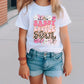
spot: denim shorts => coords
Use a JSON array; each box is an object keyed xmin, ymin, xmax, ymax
[{"xmin": 26, "ymin": 48, "xmax": 64, "ymax": 78}]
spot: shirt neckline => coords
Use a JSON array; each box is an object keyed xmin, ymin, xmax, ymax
[{"xmin": 32, "ymin": 1, "xmax": 51, "ymax": 10}]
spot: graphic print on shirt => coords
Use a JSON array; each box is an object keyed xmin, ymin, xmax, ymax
[{"xmin": 33, "ymin": 14, "xmax": 57, "ymax": 45}]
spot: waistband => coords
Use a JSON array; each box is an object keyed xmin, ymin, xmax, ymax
[{"xmin": 27, "ymin": 48, "xmax": 63, "ymax": 57}]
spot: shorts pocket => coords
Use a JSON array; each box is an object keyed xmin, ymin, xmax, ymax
[
  {"xmin": 52, "ymin": 52, "xmax": 63, "ymax": 62},
  {"xmin": 26, "ymin": 52, "xmax": 34, "ymax": 61}
]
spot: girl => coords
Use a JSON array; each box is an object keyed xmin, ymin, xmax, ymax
[{"xmin": 15, "ymin": 0, "xmax": 72, "ymax": 84}]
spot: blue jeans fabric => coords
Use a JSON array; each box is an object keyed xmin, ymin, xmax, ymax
[{"xmin": 26, "ymin": 48, "xmax": 64, "ymax": 78}]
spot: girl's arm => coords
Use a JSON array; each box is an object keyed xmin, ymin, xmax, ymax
[
  {"xmin": 60, "ymin": 25, "xmax": 71, "ymax": 61},
  {"xmin": 18, "ymin": 28, "xmax": 30, "ymax": 80},
  {"xmin": 60, "ymin": 25, "xmax": 72, "ymax": 76},
  {"xmin": 18, "ymin": 28, "xmax": 28, "ymax": 65}
]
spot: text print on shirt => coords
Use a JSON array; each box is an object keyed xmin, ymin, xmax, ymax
[{"xmin": 33, "ymin": 14, "xmax": 57, "ymax": 45}]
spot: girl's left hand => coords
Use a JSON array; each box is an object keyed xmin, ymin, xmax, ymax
[{"xmin": 63, "ymin": 60, "xmax": 72, "ymax": 76}]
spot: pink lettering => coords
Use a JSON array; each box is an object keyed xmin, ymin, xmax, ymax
[
  {"xmin": 47, "ymin": 20, "xmax": 51, "ymax": 25},
  {"xmin": 34, "ymin": 20, "xmax": 38, "ymax": 26},
  {"xmin": 52, "ymin": 20, "xmax": 56, "ymax": 26}
]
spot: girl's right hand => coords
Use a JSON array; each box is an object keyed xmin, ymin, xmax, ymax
[{"xmin": 19, "ymin": 64, "xmax": 30, "ymax": 80}]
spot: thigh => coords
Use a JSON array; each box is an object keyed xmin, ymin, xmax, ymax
[
  {"xmin": 29, "ymin": 73, "xmax": 44, "ymax": 84},
  {"xmin": 44, "ymin": 52, "xmax": 63, "ymax": 84},
  {"xmin": 44, "ymin": 52, "xmax": 64, "ymax": 78},
  {"xmin": 26, "ymin": 51, "xmax": 43, "ymax": 76},
  {"xmin": 45, "ymin": 75, "xmax": 62, "ymax": 84}
]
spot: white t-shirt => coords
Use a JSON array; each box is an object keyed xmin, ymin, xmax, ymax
[{"xmin": 15, "ymin": 1, "xmax": 71, "ymax": 53}]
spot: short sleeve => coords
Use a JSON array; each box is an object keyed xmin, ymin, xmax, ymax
[
  {"xmin": 59, "ymin": 4, "xmax": 72, "ymax": 28},
  {"xmin": 15, "ymin": 6, "xmax": 29, "ymax": 30}
]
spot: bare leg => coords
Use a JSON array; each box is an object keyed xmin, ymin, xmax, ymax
[
  {"xmin": 29, "ymin": 74, "xmax": 44, "ymax": 84},
  {"xmin": 45, "ymin": 75, "xmax": 62, "ymax": 84}
]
